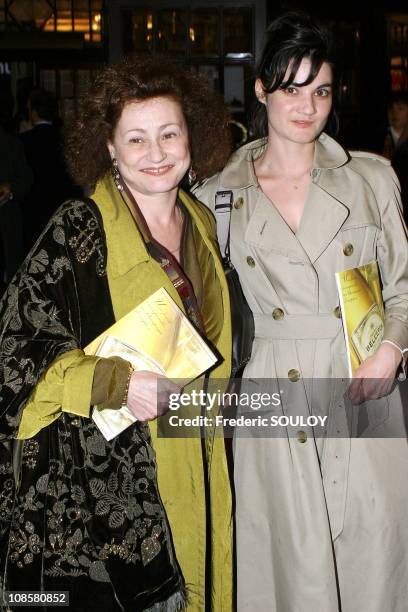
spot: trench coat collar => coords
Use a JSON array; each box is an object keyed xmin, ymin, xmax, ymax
[
  {"xmin": 233, "ymin": 134, "xmax": 351, "ymax": 264},
  {"xmin": 218, "ymin": 132, "xmax": 349, "ymax": 190},
  {"xmin": 295, "ymin": 183, "xmax": 350, "ymax": 263},
  {"xmin": 299, "ymin": 135, "xmax": 351, "ymax": 263},
  {"xmin": 92, "ymin": 174, "xmax": 213, "ymax": 278},
  {"xmin": 313, "ymin": 132, "xmax": 349, "ymax": 170}
]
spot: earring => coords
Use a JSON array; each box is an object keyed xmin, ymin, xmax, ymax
[
  {"xmin": 188, "ymin": 166, "xmax": 197, "ymax": 185},
  {"xmin": 111, "ymin": 158, "xmax": 123, "ymax": 191}
]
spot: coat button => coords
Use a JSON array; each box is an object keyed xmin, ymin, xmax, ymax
[
  {"xmin": 272, "ymin": 308, "xmax": 284, "ymax": 320},
  {"xmin": 288, "ymin": 369, "xmax": 300, "ymax": 382},
  {"xmin": 296, "ymin": 430, "xmax": 307, "ymax": 443},
  {"xmin": 234, "ymin": 197, "xmax": 244, "ymax": 209},
  {"xmin": 334, "ymin": 305, "xmax": 342, "ymax": 319},
  {"xmin": 246, "ymin": 256, "xmax": 255, "ymax": 267},
  {"xmin": 343, "ymin": 243, "xmax": 354, "ymax": 256},
  {"xmin": 311, "ymin": 169, "xmax": 319, "ymax": 179}
]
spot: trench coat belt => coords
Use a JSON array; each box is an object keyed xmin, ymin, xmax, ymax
[{"xmin": 254, "ymin": 313, "xmax": 342, "ymax": 340}]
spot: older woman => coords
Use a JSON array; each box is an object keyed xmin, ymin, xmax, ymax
[{"xmin": 0, "ymin": 57, "xmax": 233, "ymax": 611}]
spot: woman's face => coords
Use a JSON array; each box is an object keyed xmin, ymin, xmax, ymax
[
  {"xmin": 256, "ymin": 58, "xmax": 333, "ymax": 145},
  {"xmin": 107, "ymin": 96, "xmax": 191, "ymax": 198}
]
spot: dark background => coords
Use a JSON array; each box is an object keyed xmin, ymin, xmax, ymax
[{"xmin": 1, "ymin": 0, "xmax": 408, "ymax": 152}]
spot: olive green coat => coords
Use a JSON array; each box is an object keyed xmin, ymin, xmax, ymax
[{"xmin": 94, "ymin": 178, "xmax": 234, "ymax": 612}]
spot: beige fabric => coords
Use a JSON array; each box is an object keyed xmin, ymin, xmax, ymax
[{"xmin": 194, "ymin": 133, "xmax": 408, "ymax": 612}]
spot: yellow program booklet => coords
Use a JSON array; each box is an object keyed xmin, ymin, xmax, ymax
[
  {"xmin": 84, "ymin": 287, "xmax": 218, "ymax": 440},
  {"xmin": 335, "ymin": 260, "xmax": 385, "ymax": 377}
]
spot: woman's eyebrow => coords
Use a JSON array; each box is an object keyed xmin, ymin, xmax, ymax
[
  {"xmin": 159, "ymin": 122, "xmax": 180, "ymax": 128},
  {"xmin": 291, "ymin": 81, "xmax": 333, "ymax": 88},
  {"xmin": 125, "ymin": 127, "xmax": 145, "ymax": 133},
  {"xmin": 124, "ymin": 123, "xmax": 180, "ymax": 135}
]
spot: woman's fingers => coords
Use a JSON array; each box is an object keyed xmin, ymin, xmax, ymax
[
  {"xmin": 347, "ymin": 344, "xmax": 401, "ymax": 404},
  {"xmin": 348, "ymin": 375, "xmax": 394, "ymax": 405},
  {"xmin": 126, "ymin": 371, "xmax": 181, "ymax": 421}
]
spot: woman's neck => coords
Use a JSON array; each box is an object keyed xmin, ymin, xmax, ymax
[
  {"xmin": 255, "ymin": 136, "xmax": 315, "ymax": 179},
  {"xmin": 128, "ymin": 187, "xmax": 180, "ymax": 228},
  {"xmin": 124, "ymin": 184, "xmax": 184, "ymax": 262}
]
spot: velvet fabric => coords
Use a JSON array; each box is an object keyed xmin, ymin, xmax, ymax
[{"xmin": 0, "ymin": 199, "xmax": 185, "ymax": 611}]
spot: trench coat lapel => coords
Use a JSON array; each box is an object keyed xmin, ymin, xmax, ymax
[
  {"xmin": 244, "ymin": 174, "xmax": 351, "ymax": 266},
  {"xmin": 296, "ymin": 178, "xmax": 350, "ymax": 263},
  {"xmin": 245, "ymin": 190, "xmax": 312, "ymax": 263},
  {"xmin": 220, "ymin": 133, "xmax": 352, "ymax": 265},
  {"xmin": 224, "ymin": 140, "xmax": 312, "ymax": 262},
  {"xmin": 296, "ymin": 134, "xmax": 351, "ymax": 264}
]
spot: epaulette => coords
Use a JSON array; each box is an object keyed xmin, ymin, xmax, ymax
[{"xmin": 349, "ymin": 150, "xmax": 391, "ymax": 165}]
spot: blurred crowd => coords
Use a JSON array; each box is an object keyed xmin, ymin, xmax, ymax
[{"xmin": 0, "ymin": 88, "xmax": 80, "ymax": 293}]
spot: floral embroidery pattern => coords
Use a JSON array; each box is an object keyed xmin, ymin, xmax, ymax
[
  {"xmin": 0, "ymin": 458, "xmax": 14, "ymax": 538},
  {"xmin": 0, "ymin": 200, "xmax": 183, "ymax": 608},
  {"xmin": 9, "ymin": 520, "xmax": 41, "ymax": 569},
  {"xmin": 7, "ymin": 422, "xmax": 170, "ymax": 579},
  {"xmin": 22, "ymin": 440, "xmax": 39, "ymax": 470},
  {"xmin": 68, "ymin": 212, "xmax": 105, "ymax": 276}
]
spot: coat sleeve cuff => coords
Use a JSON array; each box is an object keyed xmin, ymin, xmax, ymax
[
  {"xmin": 383, "ymin": 317, "xmax": 408, "ymax": 355},
  {"xmin": 62, "ymin": 354, "xmax": 101, "ymax": 417},
  {"xmin": 17, "ymin": 349, "xmax": 96, "ymax": 439},
  {"xmin": 92, "ymin": 356, "xmax": 131, "ymax": 409}
]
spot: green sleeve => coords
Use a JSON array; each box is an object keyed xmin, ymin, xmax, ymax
[
  {"xmin": 16, "ymin": 349, "xmax": 100, "ymax": 439},
  {"xmin": 16, "ymin": 351, "xmax": 130, "ymax": 440}
]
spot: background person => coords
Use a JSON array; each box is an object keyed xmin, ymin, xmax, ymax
[
  {"xmin": 0, "ymin": 101, "xmax": 31, "ymax": 291},
  {"xmin": 0, "ymin": 56, "xmax": 233, "ymax": 611},
  {"xmin": 392, "ymin": 122, "xmax": 408, "ymax": 222},
  {"xmin": 195, "ymin": 12, "xmax": 408, "ymax": 612},
  {"xmin": 20, "ymin": 88, "xmax": 80, "ymax": 252},
  {"xmin": 382, "ymin": 92, "xmax": 408, "ymax": 223},
  {"xmin": 382, "ymin": 90, "xmax": 408, "ymax": 159}
]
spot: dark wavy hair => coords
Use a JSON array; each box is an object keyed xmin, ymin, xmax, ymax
[
  {"xmin": 65, "ymin": 56, "xmax": 232, "ymax": 188},
  {"xmin": 251, "ymin": 12, "xmax": 338, "ymax": 138}
]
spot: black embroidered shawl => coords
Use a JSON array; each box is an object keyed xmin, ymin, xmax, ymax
[{"xmin": 0, "ymin": 200, "xmax": 185, "ymax": 611}]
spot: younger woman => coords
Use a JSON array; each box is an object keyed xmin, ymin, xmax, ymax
[{"xmin": 195, "ymin": 12, "xmax": 408, "ymax": 612}]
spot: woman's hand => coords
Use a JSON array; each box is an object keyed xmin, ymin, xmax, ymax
[
  {"xmin": 347, "ymin": 343, "xmax": 402, "ymax": 405},
  {"xmin": 126, "ymin": 370, "xmax": 180, "ymax": 421}
]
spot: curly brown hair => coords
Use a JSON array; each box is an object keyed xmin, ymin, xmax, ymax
[{"xmin": 65, "ymin": 55, "xmax": 232, "ymax": 188}]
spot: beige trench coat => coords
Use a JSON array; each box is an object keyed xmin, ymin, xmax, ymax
[{"xmin": 194, "ymin": 133, "xmax": 408, "ymax": 612}]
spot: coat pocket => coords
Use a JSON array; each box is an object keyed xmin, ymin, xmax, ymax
[{"xmin": 352, "ymin": 396, "xmax": 390, "ymax": 437}]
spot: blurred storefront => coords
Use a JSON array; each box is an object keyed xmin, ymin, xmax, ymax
[
  {"xmin": 0, "ymin": 0, "xmax": 266, "ymax": 130},
  {"xmin": 0, "ymin": 0, "xmax": 106, "ymax": 126},
  {"xmin": 388, "ymin": 13, "xmax": 408, "ymax": 92},
  {"xmin": 1, "ymin": 1, "xmax": 407, "ymax": 150},
  {"xmin": 108, "ymin": 0, "xmax": 266, "ymax": 130}
]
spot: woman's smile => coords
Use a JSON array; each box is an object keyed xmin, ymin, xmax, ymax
[{"xmin": 140, "ymin": 164, "xmax": 175, "ymax": 176}]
